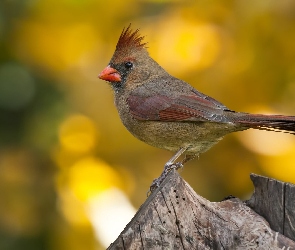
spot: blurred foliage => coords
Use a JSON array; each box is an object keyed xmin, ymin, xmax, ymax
[{"xmin": 1, "ymin": 0, "xmax": 295, "ymax": 249}]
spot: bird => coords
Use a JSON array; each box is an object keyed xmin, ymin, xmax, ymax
[{"xmin": 98, "ymin": 25, "xmax": 295, "ymax": 191}]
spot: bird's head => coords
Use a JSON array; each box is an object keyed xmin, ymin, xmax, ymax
[{"xmin": 98, "ymin": 25, "xmax": 166, "ymax": 92}]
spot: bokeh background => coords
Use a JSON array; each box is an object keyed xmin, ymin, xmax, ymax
[{"xmin": 1, "ymin": 0, "xmax": 295, "ymax": 249}]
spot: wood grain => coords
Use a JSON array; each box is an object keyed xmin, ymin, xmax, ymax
[{"xmin": 107, "ymin": 171, "xmax": 295, "ymax": 249}]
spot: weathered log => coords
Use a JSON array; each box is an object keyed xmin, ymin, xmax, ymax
[
  {"xmin": 246, "ymin": 174, "xmax": 295, "ymax": 241},
  {"xmin": 107, "ymin": 170, "xmax": 295, "ymax": 249}
]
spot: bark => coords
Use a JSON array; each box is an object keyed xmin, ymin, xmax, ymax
[{"xmin": 107, "ymin": 171, "xmax": 295, "ymax": 249}]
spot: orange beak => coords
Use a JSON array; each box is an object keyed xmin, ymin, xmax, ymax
[{"xmin": 98, "ymin": 65, "xmax": 121, "ymax": 82}]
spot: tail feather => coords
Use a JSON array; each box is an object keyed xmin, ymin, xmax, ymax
[{"xmin": 232, "ymin": 113, "xmax": 295, "ymax": 135}]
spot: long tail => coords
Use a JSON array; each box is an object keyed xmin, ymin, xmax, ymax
[{"xmin": 229, "ymin": 112, "xmax": 295, "ymax": 135}]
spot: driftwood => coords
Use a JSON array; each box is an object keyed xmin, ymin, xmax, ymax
[{"xmin": 107, "ymin": 171, "xmax": 295, "ymax": 249}]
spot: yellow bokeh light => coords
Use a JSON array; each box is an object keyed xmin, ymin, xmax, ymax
[
  {"xmin": 59, "ymin": 114, "xmax": 97, "ymax": 153},
  {"xmin": 60, "ymin": 24, "xmax": 98, "ymax": 67},
  {"xmin": 54, "ymin": 156, "xmax": 124, "ymax": 226},
  {"xmin": 259, "ymin": 150, "xmax": 295, "ymax": 183},
  {"xmin": 238, "ymin": 129, "xmax": 295, "ymax": 156},
  {"xmin": 13, "ymin": 21, "xmax": 98, "ymax": 72},
  {"xmin": 67, "ymin": 157, "xmax": 121, "ymax": 201},
  {"xmin": 57, "ymin": 188, "xmax": 91, "ymax": 226},
  {"xmin": 86, "ymin": 188, "xmax": 136, "ymax": 248},
  {"xmin": 154, "ymin": 17, "xmax": 220, "ymax": 73}
]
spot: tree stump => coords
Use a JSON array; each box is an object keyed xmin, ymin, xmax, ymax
[{"xmin": 107, "ymin": 170, "xmax": 295, "ymax": 249}]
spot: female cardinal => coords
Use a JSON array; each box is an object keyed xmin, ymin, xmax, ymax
[{"xmin": 99, "ymin": 25, "xmax": 295, "ymax": 190}]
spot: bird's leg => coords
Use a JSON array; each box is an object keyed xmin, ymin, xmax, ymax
[
  {"xmin": 150, "ymin": 147, "xmax": 189, "ymax": 192},
  {"xmin": 164, "ymin": 146, "xmax": 188, "ymax": 170}
]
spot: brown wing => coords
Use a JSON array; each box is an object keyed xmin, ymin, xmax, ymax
[{"xmin": 127, "ymin": 90, "xmax": 232, "ymax": 123}]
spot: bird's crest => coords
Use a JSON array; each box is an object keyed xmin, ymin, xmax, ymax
[{"xmin": 115, "ymin": 24, "xmax": 147, "ymax": 52}]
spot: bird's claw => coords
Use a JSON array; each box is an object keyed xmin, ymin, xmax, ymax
[
  {"xmin": 164, "ymin": 162, "xmax": 183, "ymax": 172},
  {"xmin": 148, "ymin": 162, "xmax": 183, "ymax": 195}
]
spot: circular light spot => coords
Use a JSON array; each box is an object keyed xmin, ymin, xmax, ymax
[
  {"xmin": 155, "ymin": 19, "xmax": 220, "ymax": 73},
  {"xmin": 59, "ymin": 114, "xmax": 97, "ymax": 153},
  {"xmin": 68, "ymin": 157, "xmax": 121, "ymax": 201}
]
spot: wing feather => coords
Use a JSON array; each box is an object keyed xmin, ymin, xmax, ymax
[{"xmin": 127, "ymin": 90, "xmax": 231, "ymax": 123}]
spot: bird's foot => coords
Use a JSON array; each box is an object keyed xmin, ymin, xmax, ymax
[
  {"xmin": 149, "ymin": 162, "xmax": 183, "ymax": 193},
  {"xmin": 148, "ymin": 147, "xmax": 192, "ymax": 195}
]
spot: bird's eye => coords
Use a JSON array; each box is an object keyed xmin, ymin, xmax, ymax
[{"xmin": 124, "ymin": 61, "xmax": 133, "ymax": 69}]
